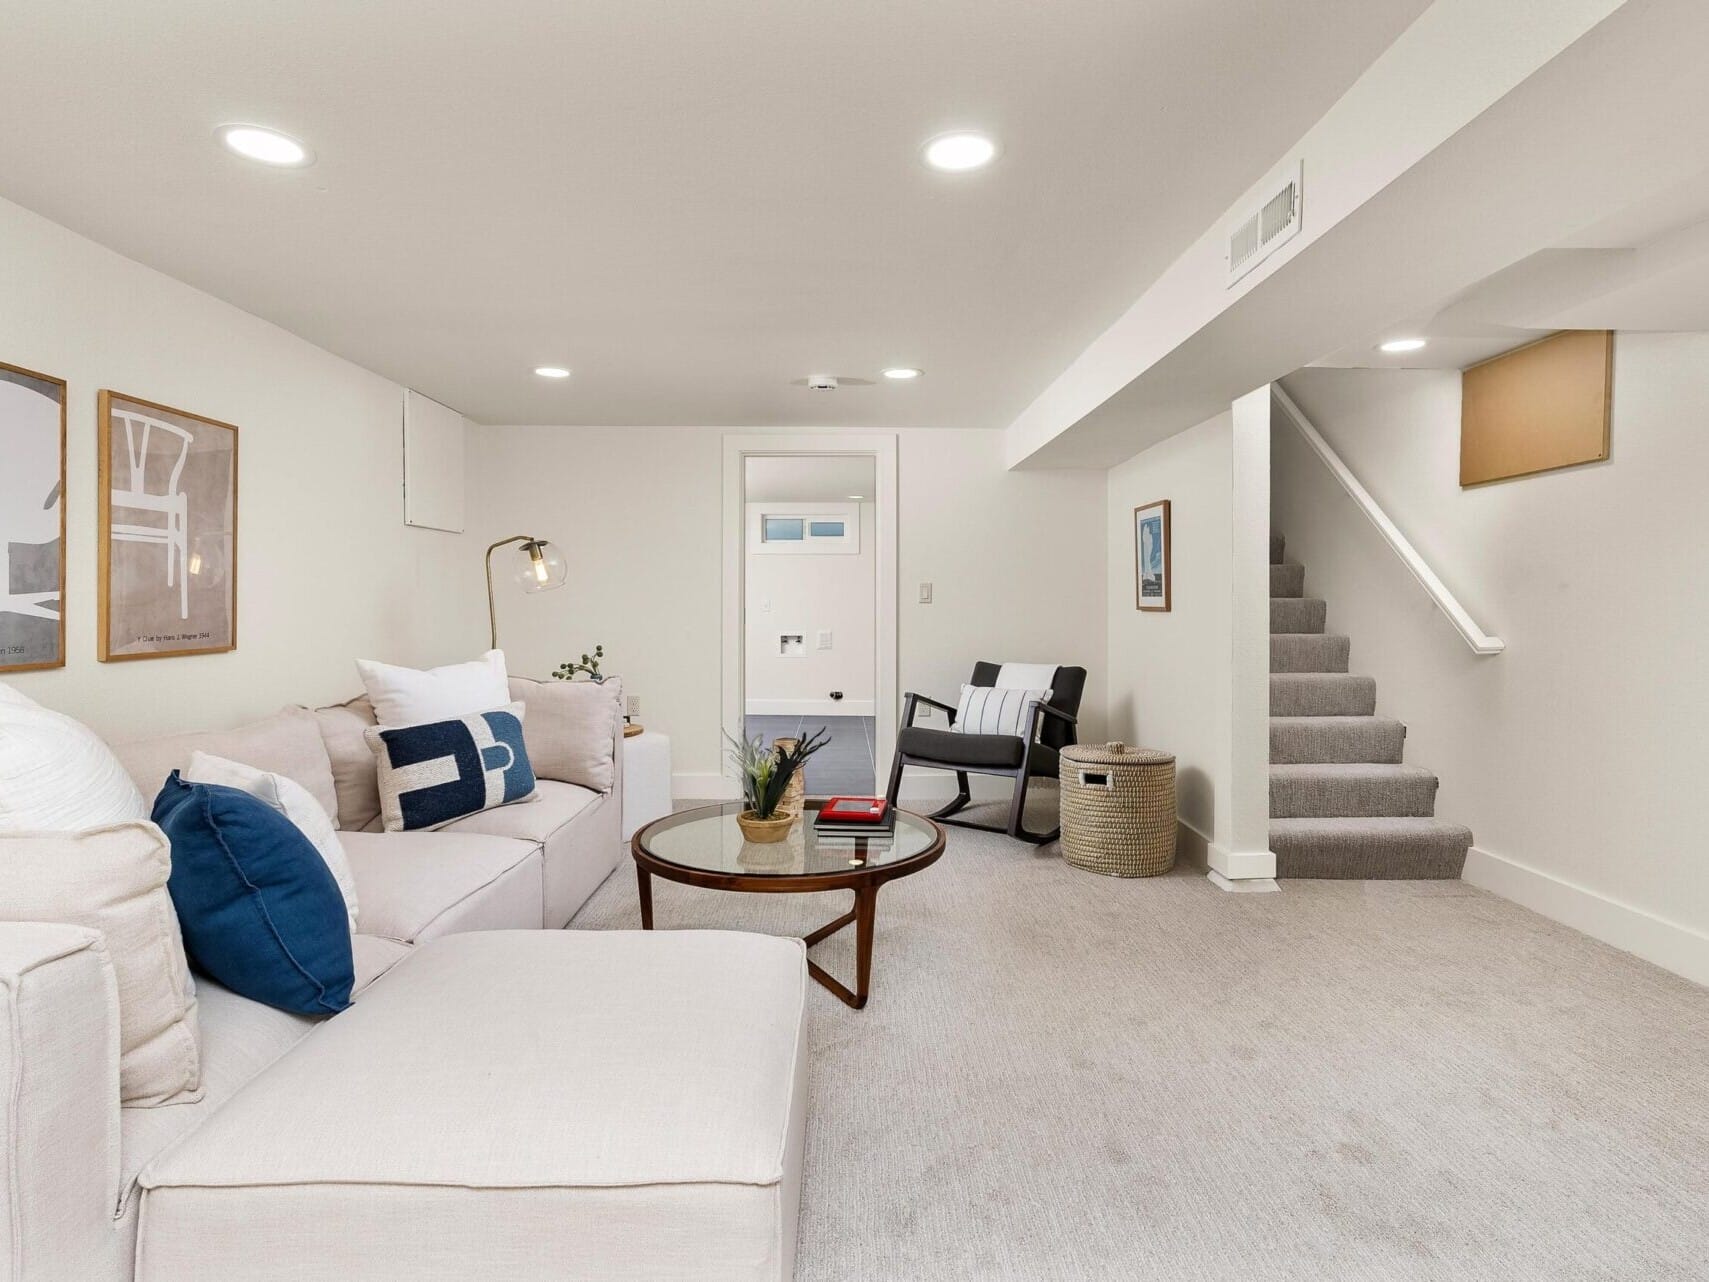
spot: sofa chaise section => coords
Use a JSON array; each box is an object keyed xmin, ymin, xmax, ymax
[{"xmin": 137, "ymin": 930, "xmax": 808, "ymax": 1282}]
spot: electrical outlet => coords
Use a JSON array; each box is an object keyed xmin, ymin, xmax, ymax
[
  {"xmin": 817, "ymin": 629, "xmax": 833, "ymax": 650},
  {"xmin": 626, "ymin": 694, "xmax": 640, "ymax": 718}
]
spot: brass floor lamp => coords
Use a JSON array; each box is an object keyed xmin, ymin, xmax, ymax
[{"xmin": 485, "ymin": 535, "xmax": 567, "ymax": 648}]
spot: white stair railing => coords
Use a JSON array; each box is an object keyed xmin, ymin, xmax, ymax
[{"xmin": 1272, "ymin": 383, "xmax": 1505, "ymax": 656}]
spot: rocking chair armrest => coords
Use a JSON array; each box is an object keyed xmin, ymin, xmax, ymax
[
  {"xmin": 901, "ymin": 692, "xmax": 958, "ymax": 727},
  {"xmin": 1029, "ymin": 700, "xmax": 1078, "ymax": 728}
]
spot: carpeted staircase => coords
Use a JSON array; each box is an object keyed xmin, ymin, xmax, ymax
[{"xmin": 1268, "ymin": 532, "xmax": 1471, "ymax": 878}]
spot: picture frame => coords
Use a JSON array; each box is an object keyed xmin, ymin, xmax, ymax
[
  {"xmin": 1133, "ymin": 499, "xmax": 1171, "ymax": 612},
  {"xmin": 98, "ymin": 390, "xmax": 239, "ymax": 661},
  {"xmin": 0, "ymin": 360, "xmax": 68, "ymax": 672}
]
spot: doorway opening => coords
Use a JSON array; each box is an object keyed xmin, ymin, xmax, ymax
[{"xmin": 721, "ymin": 435, "xmax": 898, "ymax": 800}]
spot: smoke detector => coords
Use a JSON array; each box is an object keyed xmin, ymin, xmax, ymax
[{"xmin": 788, "ymin": 375, "xmax": 872, "ymax": 390}]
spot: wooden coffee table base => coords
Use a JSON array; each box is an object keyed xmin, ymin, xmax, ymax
[{"xmin": 636, "ymin": 867, "xmax": 881, "ymax": 1009}]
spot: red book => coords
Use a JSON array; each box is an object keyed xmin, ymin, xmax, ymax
[{"xmin": 815, "ymin": 796, "xmax": 890, "ymax": 825}]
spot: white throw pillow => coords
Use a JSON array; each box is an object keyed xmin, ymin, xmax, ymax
[
  {"xmin": 185, "ymin": 750, "xmax": 360, "ymax": 932},
  {"xmin": 0, "ymin": 682, "xmax": 148, "ymax": 831},
  {"xmin": 1, "ymin": 821, "xmax": 202, "ymax": 1106},
  {"xmin": 953, "ymin": 684, "xmax": 1054, "ymax": 739},
  {"xmin": 356, "ymin": 650, "xmax": 510, "ymax": 728}
]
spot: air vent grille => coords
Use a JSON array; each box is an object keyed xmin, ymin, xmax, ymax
[{"xmin": 1227, "ymin": 160, "xmax": 1303, "ymax": 287}]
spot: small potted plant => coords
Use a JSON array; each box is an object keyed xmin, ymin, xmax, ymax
[
  {"xmin": 725, "ymin": 729, "xmax": 829, "ymax": 842},
  {"xmin": 553, "ymin": 645, "xmax": 606, "ymax": 682}
]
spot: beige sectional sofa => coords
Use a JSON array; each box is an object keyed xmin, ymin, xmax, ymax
[{"xmin": 1, "ymin": 689, "xmax": 808, "ymax": 1281}]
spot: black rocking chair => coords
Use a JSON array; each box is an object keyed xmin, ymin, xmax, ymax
[{"xmin": 884, "ymin": 662, "xmax": 1085, "ymax": 845}]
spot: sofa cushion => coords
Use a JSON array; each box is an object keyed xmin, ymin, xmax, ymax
[
  {"xmin": 508, "ymin": 675, "xmax": 621, "ymax": 793},
  {"xmin": 1, "ymin": 821, "xmax": 201, "ymax": 1105},
  {"xmin": 442, "ymin": 778, "xmax": 596, "ymax": 844},
  {"xmin": 114, "ymin": 708, "xmax": 340, "ymax": 825},
  {"xmin": 339, "ymin": 830, "xmax": 543, "ymax": 941},
  {"xmin": 136, "ymin": 930, "xmax": 807, "ymax": 1282},
  {"xmin": 118, "ymin": 939, "xmax": 410, "ymax": 1210},
  {"xmin": 154, "ymin": 775, "xmax": 354, "ymax": 1016},
  {"xmin": 366, "ymin": 704, "xmax": 538, "ymax": 832},
  {"xmin": 309, "ymin": 694, "xmax": 383, "ymax": 832},
  {"xmin": 0, "ymin": 682, "xmax": 148, "ymax": 830}
]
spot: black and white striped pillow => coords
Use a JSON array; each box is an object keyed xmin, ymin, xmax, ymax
[{"xmin": 953, "ymin": 685, "xmax": 1053, "ymax": 739}]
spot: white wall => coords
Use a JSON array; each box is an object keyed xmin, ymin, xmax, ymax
[
  {"xmin": 744, "ymin": 499, "xmax": 875, "ymax": 716},
  {"xmin": 0, "ymin": 196, "xmax": 482, "ymax": 741},
  {"xmin": 1276, "ymin": 338, "xmax": 1709, "ymax": 984},
  {"xmin": 470, "ymin": 426, "xmax": 1107, "ymax": 795},
  {"xmin": 1105, "ymin": 413, "xmax": 1234, "ymax": 861}
]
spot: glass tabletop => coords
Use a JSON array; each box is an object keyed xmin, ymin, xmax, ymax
[{"xmin": 638, "ymin": 800, "xmax": 938, "ymax": 878}]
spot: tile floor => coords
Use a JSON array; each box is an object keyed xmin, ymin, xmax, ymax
[{"xmin": 743, "ymin": 714, "xmax": 877, "ymax": 796}]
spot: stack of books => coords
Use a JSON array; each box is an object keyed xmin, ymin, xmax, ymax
[{"xmin": 813, "ymin": 796, "xmax": 894, "ymax": 839}]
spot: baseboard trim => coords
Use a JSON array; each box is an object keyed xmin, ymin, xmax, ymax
[
  {"xmin": 1208, "ymin": 869, "xmax": 1280, "ymax": 893},
  {"xmin": 744, "ymin": 699, "xmax": 877, "ymax": 718},
  {"xmin": 1207, "ymin": 840, "xmax": 1277, "ymax": 881},
  {"xmin": 1463, "ymin": 846, "xmax": 1709, "ymax": 987}
]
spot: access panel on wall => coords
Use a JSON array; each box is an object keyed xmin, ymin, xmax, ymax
[
  {"xmin": 1460, "ymin": 330, "xmax": 1613, "ymax": 486},
  {"xmin": 98, "ymin": 390, "xmax": 238, "ymax": 661},
  {"xmin": 0, "ymin": 361, "xmax": 67, "ymax": 672}
]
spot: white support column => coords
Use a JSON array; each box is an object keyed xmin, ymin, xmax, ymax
[{"xmin": 1212, "ymin": 386, "xmax": 1278, "ymax": 883}]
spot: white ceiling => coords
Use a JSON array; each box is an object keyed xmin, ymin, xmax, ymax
[
  {"xmin": 0, "ymin": 0, "xmax": 1428, "ymax": 428},
  {"xmin": 745, "ymin": 455, "xmax": 876, "ymax": 503},
  {"xmin": 1312, "ymin": 171, "xmax": 1709, "ymax": 371}
]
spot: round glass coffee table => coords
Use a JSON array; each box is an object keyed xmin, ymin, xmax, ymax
[{"xmin": 631, "ymin": 801, "xmax": 945, "ymax": 1009}]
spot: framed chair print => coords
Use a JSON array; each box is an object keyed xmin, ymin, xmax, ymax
[
  {"xmin": 98, "ymin": 391, "xmax": 238, "ymax": 661},
  {"xmin": 1133, "ymin": 499, "xmax": 1171, "ymax": 612},
  {"xmin": 0, "ymin": 361, "xmax": 67, "ymax": 672}
]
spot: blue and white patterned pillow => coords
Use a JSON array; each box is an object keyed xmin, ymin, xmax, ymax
[{"xmin": 364, "ymin": 703, "xmax": 538, "ymax": 832}]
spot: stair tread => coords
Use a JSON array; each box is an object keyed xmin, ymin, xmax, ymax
[
  {"xmin": 1269, "ymin": 763, "xmax": 1436, "ymax": 780},
  {"xmin": 1269, "ymin": 563, "xmax": 1305, "ymax": 598},
  {"xmin": 1271, "ymin": 816, "xmax": 1472, "ymax": 840},
  {"xmin": 1270, "ymin": 714, "xmax": 1404, "ymax": 726},
  {"xmin": 1270, "ymin": 634, "xmax": 1350, "ymax": 673},
  {"xmin": 1270, "ymin": 672, "xmax": 1376, "ymax": 717},
  {"xmin": 1269, "ymin": 597, "xmax": 1327, "ymax": 634}
]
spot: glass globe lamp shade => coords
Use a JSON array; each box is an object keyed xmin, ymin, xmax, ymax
[{"xmin": 514, "ymin": 539, "xmax": 567, "ymax": 592}]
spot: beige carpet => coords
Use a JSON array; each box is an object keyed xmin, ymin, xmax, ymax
[{"xmin": 574, "ymin": 802, "xmax": 1709, "ymax": 1280}]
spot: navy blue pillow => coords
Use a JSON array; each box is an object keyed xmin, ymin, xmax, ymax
[
  {"xmin": 153, "ymin": 772, "xmax": 354, "ymax": 1015},
  {"xmin": 365, "ymin": 705, "xmax": 537, "ymax": 832}
]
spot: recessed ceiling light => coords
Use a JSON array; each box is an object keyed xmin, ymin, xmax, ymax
[
  {"xmin": 882, "ymin": 367, "xmax": 923, "ymax": 380},
  {"xmin": 922, "ymin": 132, "xmax": 997, "ymax": 173},
  {"xmin": 1378, "ymin": 337, "xmax": 1428, "ymax": 354},
  {"xmin": 217, "ymin": 124, "xmax": 311, "ymax": 167},
  {"xmin": 534, "ymin": 366, "xmax": 571, "ymax": 379}
]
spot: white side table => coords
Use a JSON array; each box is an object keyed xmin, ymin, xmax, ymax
[{"xmin": 621, "ymin": 730, "xmax": 673, "ymax": 841}]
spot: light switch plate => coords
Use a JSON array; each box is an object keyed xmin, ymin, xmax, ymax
[
  {"xmin": 817, "ymin": 630, "xmax": 833, "ymax": 650},
  {"xmin": 918, "ymin": 582, "xmax": 933, "ymax": 604}
]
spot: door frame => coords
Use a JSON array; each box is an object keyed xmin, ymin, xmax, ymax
[{"xmin": 721, "ymin": 432, "xmax": 898, "ymax": 796}]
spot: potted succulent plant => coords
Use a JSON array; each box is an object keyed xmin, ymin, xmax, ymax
[{"xmin": 725, "ymin": 728, "xmax": 830, "ymax": 842}]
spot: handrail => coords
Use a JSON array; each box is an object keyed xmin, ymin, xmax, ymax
[{"xmin": 1272, "ymin": 383, "xmax": 1505, "ymax": 656}]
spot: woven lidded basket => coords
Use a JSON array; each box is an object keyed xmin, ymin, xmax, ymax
[{"xmin": 1058, "ymin": 742, "xmax": 1177, "ymax": 877}]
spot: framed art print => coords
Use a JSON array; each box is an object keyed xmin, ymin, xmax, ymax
[
  {"xmin": 1133, "ymin": 499, "xmax": 1171, "ymax": 612},
  {"xmin": 98, "ymin": 390, "xmax": 238, "ymax": 661},
  {"xmin": 0, "ymin": 361, "xmax": 67, "ymax": 671}
]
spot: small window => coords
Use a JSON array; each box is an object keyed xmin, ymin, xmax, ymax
[
  {"xmin": 763, "ymin": 517, "xmax": 805, "ymax": 542},
  {"xmin": 808, "ymin": 520, "xmax": 845, "ymax": 538}
]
